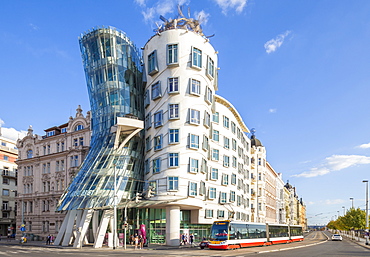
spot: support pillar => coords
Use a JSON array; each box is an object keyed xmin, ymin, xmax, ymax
[{"xmin": 166, "ymin": 205, "xmax": 180, "ymax": 246}]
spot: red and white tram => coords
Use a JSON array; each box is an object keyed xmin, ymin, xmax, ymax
[{"xmin": 208, "ymin": 220, "xmax": 304, "ymax": 250}]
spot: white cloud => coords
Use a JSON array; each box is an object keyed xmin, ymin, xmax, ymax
[
  {"xmin": 29, "ymin": 23, "xmax": 39, "ymax": 31},
  {"xmin": 134, "ymin": 0, "xmax": 146, "ymax": 7},
  {"xmin": 324, "ymin": 199, "xmax": 345, "ymax": 205},
  {"xmin": 194, "ymin": 10, "xmax": 210, "ymax": 25},
  {"xmin": 0, "ymin": 119, "xmax": 27, "ymax": 141},
  {"xmin": 357, "ymin": 143, "xmax": 370, "ymax": 149},
  {"xmin": 292, "ymin": 154, "xmax": 370, "ymax": 178},
  {"xmin": 213, "ymin": 0, "xmax": 248, "ymax": 14},
  {"xmin": 269, "ymin": 108, "xmax": 277, "ymax": 113},
  {"xmin": 264, "ymin": 30, "xmax": 291, "ymax": 54}
]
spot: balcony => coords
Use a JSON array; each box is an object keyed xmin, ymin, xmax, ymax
[
  {"xmin": 1, "ymin": 170, "xmax": 17, "ymax": 178},
  {"xmin": 2, "ymin": 207, "xmax": 12, "ymax": 211}
]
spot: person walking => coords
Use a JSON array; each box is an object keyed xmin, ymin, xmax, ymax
[
  {"xmin": 189, "ymin": 233, "xmax": 194, "ymax": 246},
  {"xmin": 46, "ymin": 234, "xmax": 51, "ymax": 245},
  {"xmin": 134, "ymin": 234, "xmax": 139, "ymax": 249}
]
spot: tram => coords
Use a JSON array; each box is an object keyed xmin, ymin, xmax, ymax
[{"xmin": 208, "ymin": 220, "xmax": 303, "ymax": 250}]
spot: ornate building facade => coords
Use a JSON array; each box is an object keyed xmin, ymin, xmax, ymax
[{"xmin": 16, "ymin": 106, "xmax": 91, "ymax": 239}]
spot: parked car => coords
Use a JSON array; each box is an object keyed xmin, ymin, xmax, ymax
[
  {"xmin": 331, "ymin": 234, "xmax": 343, "ymax": 241},
  {"xmin": 199, "ymin": 239, "xmax": 209, "ymax": 249}
]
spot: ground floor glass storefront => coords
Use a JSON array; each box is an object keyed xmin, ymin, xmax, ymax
[{"xmin": 117, "ymin": 208, "xmax": 211, "ymax": 244}]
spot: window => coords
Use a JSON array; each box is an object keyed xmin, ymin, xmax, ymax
[
  {"xmin": 212, "ymin": 112, "xmax": 219, "ymax": 123},
  {"xmin": 224, "ymin": 136, "xmax": 230, "ymax": 149},
  {"xmin": 74, "ymin": 138, "xmax": 78, "ymax": 147},
  {"xmin": 202, "ymin": 135, "xmax": 209, "ymax": 150},
  {"xmin": 232, "ymin": 156, "xmax": 237, "ymax": 168},
  {"xmin": 231, "ymin": 174, "xmax": 237, "ymax": 185},
  {"xmin": 190, "ymin": 79, "xmax": 201, "ymax": 95},
  {"xmin": 167, "ymin": 177, "xmax": 179, "ymax": 191},
  {"xmin": 3, "ymin": 178, "xmax": 9, "ymax": 185},
  {"xmin": 145, "ymin": 112, "xmax": 152, "ymax": 129},
  {"xmin": 2, "ymin": 189, "xmax": 9, "ymax": 196},
  {"xmin": 208, "ymin": 188, "xmax": 216, "ymax": 199},
  {"xmin": 207, "ymin": 57, "xmax": 215, "ymax": 78},
  {"xmin": 168, "ymin": 77, "xmax": 179, "ymax": 93},
  {"xmin": 230, "ymin": 191, "xmax": 236, "ymax": 202},
  {"xmin": 201, "ymin": 158, "xmax": 208, "ymax": 173},
  {"xmin": 61, "ymin": 128, "xmax": 67, "ymax": 133},
  {"xmin": 218, "ymin": 210, "xmax": 225, "ymax": 218},
  {"xmin": 60, "ymin": 160, "xmax": 64, "ymax": 171},
  {"xmin": 231, "ymin": 122, "xmax": 236, "ymax": 134},
  {"xmin": 148, "ymin": 50, "xmax": 159, "ymax": 75},
  {"xmin": 212, "ymin": 130, "xmax": 219, "ymax": 141},
  {"xmin": 47, "ymin": 131, "xmax": 55, "ymax": 137},
  {"xmin": 205, "ymin": 209, "xmax": 214, "ymax": 218},
  {"xmin": 79, "ymin": 137, "xmax": 84, "ymax": 146},
  {"xmin": 220, "ymin": 192, "xmax": 227, "ymax": 204},
  {"xmin": 71, "ymin": 156, "xmax": 78, "ymax": 167},
  {"xmin": 223, "ymin": 155, "xmax": 230, "ymax": 167},
  {"xmin": 232, "ymin": 139, "xmax": 237, "ymax": 151},
  {"xmin": 144, "ymin": 90, "xmax": 150, "ymax": 107},
  {"xmin": 210, "ymin": 168, "xmax": 218, "ymax": 180},
  {"xmin": 56, "ymin": 143, "xmax": 60, "ymax": 152},
  {"xmin": 212, "ymin": 149, "xmax": 219, "ymax": 161},
  {"xmin": 75, "ymin": 124, "xmax": 84, "ymax": 131},
  {"xmin": 144, "ymin": 159, "xmax": 150, "ymax": 174},
  {"xmin": 169, "ymin": 129, "xmax": 179, "ymax": 144},
  {"xmin": 189, "ymin": 182, "xmax": 197, "ymax": 196},
  {"xmin": 189, "ymin": 158, "xmax": 199, "ymax": 173},
  {"xmin": 237, "ymin": 195, "xmax": 241, "ymax": 206},
  {"xmin": 145, "ymin": 136, "xmax": 151, "ymax": 151},
  {"xmin": 189, "ymin": 109, "xmax": 200, "ymax": 125},
  {"xmin": 223, "ymin": 116, "xmax": 230, "ymax": 128},
  {"xmin": 204, "ymin": 111, "xmax": 211, "ymax": 127},
  {"xmin": 189, "ymin": 134, "xmax": 199, "ymax": 149},
  {"xmin": 3, "ymin": 155, "xmax": 8, "ymax": 161},
  {"xmin": 61, "ymin": 142, "xmax": 65, "ymax": 151},
  {"xmin": 167, "ymin": 44, "xmax": 178, "ymax": 65},
  {"xmin": 152, "ymin": 158, "xmax": 161, "ymax": 173},
  {"xmin": 205, "ymin": 87, "xmax": 213, "ymax": 104},
  {"xmin": 168, "ymin": 104, "xmax": 179, "ymax": 119},
  {"xmin": 153, "ymin": 135, "xmax": 162, "ymax": 151},
  {"xmin": 222, "ymin": 174, "xmax": 229, "ymax": 185},
  {"xmin": 154, "ymin": 111, "xmax": 163, "ymax": 128},
  {"xmin": 200, "ymin": 181, "xmax": 206, "ymax": 195},
  {"xmin": 152, "ymin": 81, "xmax": 162, "ymax": 100},
  {"xmin": 168, "ymin": 153, "xmax": 179, "ymax": 167},
  {"xmin": 192, "ymin": 47, "xmax": 202, "ymax": 68},
  {"xmin": 27, "ymin": 149, "xmax": 33, "ymax": 159}
]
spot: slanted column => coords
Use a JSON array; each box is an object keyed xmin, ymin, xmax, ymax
[{"xmin": 166, "ymin": 205, "xmax": 180, "ymax": 246}]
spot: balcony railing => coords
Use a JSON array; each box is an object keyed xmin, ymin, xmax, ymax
[
  {"xmin": 1, "ymin": 170, "xmax": 17, "ymax": 178},
  {"xmin": 2, "ymin": 207, "xmax": 12, "ymax": 211}
]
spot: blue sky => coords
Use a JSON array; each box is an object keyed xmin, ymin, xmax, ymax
[{"xmin": 1, "ymin": 0, "xmax": 370, "ymax": 225}]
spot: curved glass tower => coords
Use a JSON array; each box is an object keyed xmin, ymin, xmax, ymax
[{"xmin": 57, "ymin": 26, "xmax": 144, "ymax": 211}]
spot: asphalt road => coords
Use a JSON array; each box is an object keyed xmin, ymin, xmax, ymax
[{"xmin": 0, "ymin": 231, "xmax": 369, "ymax": 256}]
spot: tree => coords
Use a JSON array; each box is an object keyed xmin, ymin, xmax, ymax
[{"xmin": 326, "ymin": 208, "xmax": 366, "ymax": 231}]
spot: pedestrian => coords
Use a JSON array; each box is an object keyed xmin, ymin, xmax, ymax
[
  {"xmin": 189, "ymin": 233, "xmax": 194, "ymax": 246},
  {"xmin": 134, "ymin": 234, "xmax": 139, "ymax": 249},
  {"xmin": 50, "ymin": 235, "xmax": 54, "ymax": 244},
  {"xmin": 129, "ymin": 234, "xmax": 134, "ymax": 245},
  {"xmin": 138, "ymin": 234, "xmax": 143, "ymax": 249},
  {"xmin": 46, "ymin": 234, "xmax": 51, "ymax": 245},
  {"xmin": 181, "ymin": 233, "xmax": 185, "ymax": 245}
]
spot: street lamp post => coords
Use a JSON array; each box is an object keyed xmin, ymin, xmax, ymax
[
  {"xmin": 350, "ymin": 198, "xmax": 354, "ymax": 209},
  {"xmin": 363, "ymin": 180, "xmax": 369, "ymax": 245},
  {"xmin": 113, "ymin": 164, "xmax": 117, "ymax": 250}
]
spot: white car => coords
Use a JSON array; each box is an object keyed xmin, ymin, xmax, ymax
[{"xmin": 331, "ymin": 234, "xmax": 343, "ymax": 241}]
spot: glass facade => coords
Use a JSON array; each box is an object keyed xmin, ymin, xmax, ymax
[{"xmin": 57, "ymin": 27, "xmax": 144, "ymax": 211}]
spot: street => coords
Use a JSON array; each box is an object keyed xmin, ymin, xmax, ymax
[{"xmin": 0, "ymin": 231, "xmax": 369, "ymax": 256}]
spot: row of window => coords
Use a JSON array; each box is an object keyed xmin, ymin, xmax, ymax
[
  {"xmin": 147, "ymin": 44, "xmax": 215, "ymax": 78},
  {"xmin": 204, "ymin": 209, "xmax": 250, "ymax": 221},
  {"xmin": 144, "ymin": 78, "xmax": 213, "ymax": 106}
]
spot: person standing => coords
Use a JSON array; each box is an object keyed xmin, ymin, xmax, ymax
[
  {"xmin": 134, "ymin": 234, "xmax": 139, "ymax": 249},
  {"xmin": 46, "ymin": 234, "xmax": 51, "ymax": 245}
]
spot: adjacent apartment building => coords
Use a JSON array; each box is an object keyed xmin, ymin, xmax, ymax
[
  {"xmin": 0, "ymin": 129, "xmax": 18, "ymax": 237},
  {"xmin": 15, "ymin": 106, "xmax": 91, "ymax": 239}
]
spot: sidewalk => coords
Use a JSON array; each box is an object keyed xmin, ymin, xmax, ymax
[
  {"xmin": 0, "ymin": 238, "xmax": 200, "ymax": 251},
  {"xmin": 340, "ymin": 232, "xmax": 370, "ymax": 250}
]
